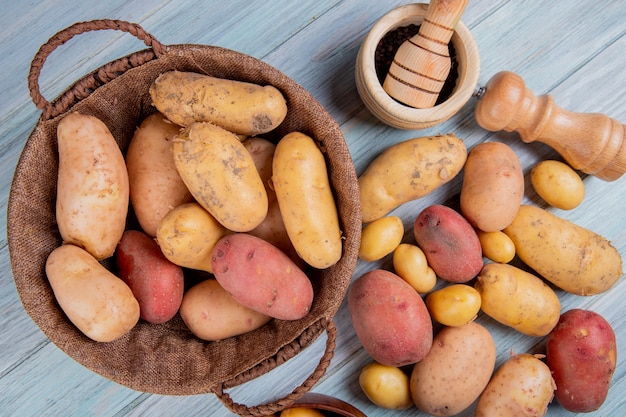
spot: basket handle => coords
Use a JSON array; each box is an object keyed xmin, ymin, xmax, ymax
[
  {"xmin": 213, "ymin": 318, "xmax": 338, "ymax": 417},
  {"xmin": 27, "ymin": 19, "xmax": 167, "ymax": 119}
]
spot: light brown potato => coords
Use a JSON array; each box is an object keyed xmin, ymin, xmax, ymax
[
  {"xmin": 180, "ymin": 279, "xmax": 271, "ymax": 341},
  {"xmin": 126, "ymin": 112, "xmax": 193, "ymax": 237},
  {"xmin": 359, "ymin": 216, "xmax": 404, "ymax": 262},
  {"xmin": 392, "ymin": 243, "xmax": 437, "ymax": 293},
  {"xmin": 149, "ymin": 70, "xmax": 288, "ymax": 135},
  {"xmin": 475, "ymin": 353, "xmax": 555, "ymax": 417},
  {"xmin": 45, "ymin": 244, "xmax": 139, "ymax": 342},
  {"xmin": 359, "ymin": 362, "xmax": 413, "ymax": 410},
  {"xmin": 410, "ymin": 322, "xmax": 496, "ymax": 416},
  {"xmin": 460, "ymin": 141, "xmax": 524, "ymax": 232},
  {"xmin": 173, "ymin": 122, "xmax": 268, "ymax": 232},
  {"xmin": 359, "ymin": 134, "xmax": 467, "ymax": 223},
  {"xmin": 272, "ymin": 132, "xmax": 342, "ymax": 269},
  {"xmin": 531, "ymin": 160, "xmax": 585, "ymax": 209},
  {"xmin": 503, "ymin": 205, "xmax": 622, "ymax": 295},
  {"xmin": 55, "ymin": 112, "xmax": 129, "ymax": 260}
]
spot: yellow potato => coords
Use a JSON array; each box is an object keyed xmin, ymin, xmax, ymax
[
  {"xmin": 45, "ymin": 244, "xmax": 139, "ymax": 342},
  {"xmin": 475, "ymin": 353, "xmax": 555, "ymax": 417},
  {"xmin": 503, "ymin": 205, "xmax": 622, "ymax": 295},
  {"xmin": 280, "ymin": 408, "xmax": 324, "ymax": 417},
  {"xmin": 531, "ymin": 160, "xmax": 585, "ymax": 209},
  {"xmin": 179, "ymin": 279, "xmax": 271, "ymax": 341},
  {"xmin": 359, "ymin": 216, "xmax": 404, "ymax": 262},
  {"xmin": 392, "ymin": 243, "xmax": 437, "ymax": 293},
  {"xmin": 55, "ymin": 112, "xmax": 128, "ymax": 260},
  {"xmin": 272, "ymin": 132, "xmax": 342, "ymax": 269},
  {"xmin": 359, "ymin": 134, "xmax": 467, "ymax": 223},
  {"xmin": 149, "ymin": 70, "xmax": 288, "ymax": 135},
  {"xmin": 126, "ymin": 112, "xmax": 193, "ymax": 237},
  {"xmin": 475, "ymin": 262, "xmax": 560, "ymax": 337},
  {"xmin": 410, "ymin": 322, "xmax": 496, "ymax": 416},
  {"xmin": 173, "ymin": 122, "xmax": 268, "ymax": 232},
  {"xmin": 477, "ymin": 230, "xmax": 516, "ymax": 263},
  {"xmin": 156, "ymin": 202, "xmax": 231, "ymax": 273},
  {"xmin": 425, "ymin": 284, "xmax": 481, "ymax": 327},
  {"xmin": 359, "ymin": 362, "xmax": 412, "ymax": 410}
]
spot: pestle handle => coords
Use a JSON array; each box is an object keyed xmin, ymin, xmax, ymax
[
  {"xmin": 383, "ymin": 0, "xmax": 469, "ymax": 109},
  {"xmin": 475, "ymin": 71, "xmax": 626, "ymax": 181}
]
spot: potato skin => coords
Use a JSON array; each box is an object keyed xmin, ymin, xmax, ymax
[
  {"xmin": 359, "ymin": 216, "xmax": 404, "ymax": 262},
  {"xmin": 45, "ymin": 244, "xmax": 140, "ymax": 342},
  {"xmin": 359, "ymin": 134, "xmax": 467, "ymax": 223},
  {"xmin": 116, "ymin": 230, "xmax": 184, "ymax": 324},
  {"xmin": 126, "ymin": 112, "xmax": 193, "ymax": 237},
  {"xmin": 477, "ymin": 230, "xmax": 516, "ymax": 263},
  {"xmin": 149, "ymin": 70, "xmax": 287, "ymax": 135},
  {"xmin": 392, "ymin": 243, "xmax": 437, "ymax": 293},
  {"xmin": 413, "ymin": 204, "xmax": 483, "ymax": 283},
  {"xmin": 348, "ymin": 269, "xmax": 433, "ymax": 367},
  {"xmin": 272, "ymin": 132, "xmax": 342, "ymax": 269},
  {"xmin": 425, "ymin": 284, "xmax": 481, "ymax": 327},
  {"xmin": 173, "ymin": 122, "xmax": 268, "ymax": 232},
  {"xmin": 460, "ymin": 141, "xmax": 524, "ymax": 232},
  {"xmin": 546, "ymin": 309, "xmax": 617, "ymax": 412},
  {"xmin": 475, "ymin": 353, "xmax": 555, "ymax": 417},
  {"xmin": 56, "ymin": 112, "xmax": 129, "ymax": 260},
  {"xmin": 475, "ymin": 262, "xmax": 560, "ymax": 337},
  {"xmin": 503, "ymin": 205, "xmax": 623, "ymax": 295},
  {"xmin": 359, "ymin": 362, "xmax": 413, "ymax": 410},
  {"xmin": 211, "ymin": 233, "xmax": 313, "ymax": 320},
  {"xmin": 410, "ymin": 322, "xmax": 496, "ymax": 416},
  {"xmin": 180, "ymin": 279, "xmax": 271, "ymax": 341},
  {"xmin": 531, "ymin": 160, "xmax": 585, "ymax": 210}
]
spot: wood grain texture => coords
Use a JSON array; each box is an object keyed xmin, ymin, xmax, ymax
[{"xmin": 0, "ymin": 0, "xmax": 624, "ymax": 416}]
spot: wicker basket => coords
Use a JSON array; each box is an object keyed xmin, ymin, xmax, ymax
[{"xmin": 7, "ymin": 20, "xmax": 361, "ymax": 416}]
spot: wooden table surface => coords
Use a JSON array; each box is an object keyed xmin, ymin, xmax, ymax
[{"xmin": 1, "ymin": 1, "xmax": 624, "ymax": 416}]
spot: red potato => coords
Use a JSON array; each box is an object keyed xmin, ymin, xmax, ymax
[
  {"xmin": 413, "ymin": 204, "xmax": 483, "ymax": 283},
  {"xmin": 348, "ymin": 269, "xmax": 433, "ymax": 367},
  {"xmin": 546, "ymin": 309, "xmax": 617, "ymax": 413},
  {"xmin": 211, "ymin": 233, "xmax": 313, "ymax": 320},
  {"xmin": 116, "ymin": 230, "xmax": 184, "ymax": 324}
]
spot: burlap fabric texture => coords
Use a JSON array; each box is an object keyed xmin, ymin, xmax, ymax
[{"xmin": 7, "ymin": 20, "xmax": 361, "ymax": 416}]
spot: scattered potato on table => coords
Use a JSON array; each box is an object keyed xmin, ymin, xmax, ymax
[
  {"xmin": 531, "ymin": 159, "xmax": 585, "ymax": 209},
  {"xmin": 358, "ymin": 216, "xmax": 404, "ymax": 262},
  {"xmin": 392, "ymin": 243, "xmax": 437, "ymax": 293},
  {"xmin": 359, "ymin": 362, "xmax": 412, "ymax": 410},
  {"xmin": 425, "ymin": 284, "xmax": 481, "ymax": 327},
  {"xmin": 476, "ymin": 230, "xmax": 515, "ymax": 263}
]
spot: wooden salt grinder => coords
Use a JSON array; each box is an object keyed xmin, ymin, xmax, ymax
[
  {"xmin": 475, "ymin": 71, "xmax": 626, "ymax": 181},
  {"xmin": 383, "ymin": 0, "xmax": 469, "ymax": 109}
]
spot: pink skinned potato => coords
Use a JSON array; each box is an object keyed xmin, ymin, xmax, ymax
[
  {"xmin": 413, "ymin": 204, "xmax": 483, "ymax": 283},
  {"xmin": 116, "ymin": 230, "xmax": 184, "ymax": 324},
  {"xmin": 211, "ymin": 233, "xmax": 313, "ymax": 320}
]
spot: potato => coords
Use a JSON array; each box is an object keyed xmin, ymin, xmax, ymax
[
  {"xmin": 410, "ymin": 322, "xmax": 496, "ymax": 416},
  {"xmin": 55, "ymin": 112, "xmax": 129, "ymax": 260},
  {"xmin": 460, "ymin": 141, "xmax": 524, "ymax": 232},
  {"xmin": 272, "ymin": 132, "xmax": 342, "ymax": 269},
  {"xmin": 116, "ymin": 230, "xmax": 184, "ymax": 324},
  {"xmin": 359, "ymin": 216, "xmax": 404, "ymax": 262},
  {"xmin": 173, "ymin": 122, "xmax": 268, "ymax": 232},
  {"xmin": 475, "ymin": 353, "xmax": 555, "ymax": 417},
  {"xmin": 392, "ymin": 243, "xmax": 437, "ymax": 293},
  {"xmin": 477, "ymin": 230, "xmax": 516, "ymax": 263},
  {"xmin": 413, "ymin": 204, "xmax": 483, "ymax": 283},
  {"xmin": 280, "ymin": 409, "xmax": 324, "ymax": 417},
  {"xmin": 359, "ymin": 134, "xmax": 467, "ymax": 223},
  {"xmin": 546, "ymin": 309, "xmax": 617, "ymax": 412},
  {"xmin": 348, "ymin": 269, "xmax": 433, "ymax": 367},
  {"xmin": 126, "ymin": 112, "xmax": 193, "ymax": 237},
  {"xmin": 531, "ymin": 160, "xmax": 585, "ymax": 210},
  {"xmin": 359, "ymin": 362, "xmax": 412, "ymax": 410},
  {"xmin": 180, "ymin": 279, "xmax": 271, "ymax": 341},
  {"xmin": 211, "ymin": 233, "xmax": 313, "ymax": 320},
  {"xmin": 156, "ymin": 202, "xmax": 231, "ymax": 273},
  {"xmin": 45, "ymin": 244, "xmax": 139, "ymax": 342},
  {"xmin": 503, "ymin": 204, "xmax": 622, "ymax": 295},
  {"xmin": 149, "ymin": 70, "xmax": 288, "ymax": 135},
  {"xmin": 425, "ymin": 284, "xmax": 481, "ymax": 327},
  {"xmin": 475, "ymin": 262, "xmax": 560, "ymax": 337}
]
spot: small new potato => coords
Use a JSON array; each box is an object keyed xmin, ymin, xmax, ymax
[
  {"xmin": 475, "ymin": 353, "xmax": 555, "ymax": 417},
  {"xmin": 531, "ymin": 160, "xmax": 585, "ymax": 209},
  {"xmin": 392, "ymin": 243, "xmax": 437, "ymax": 293},
  {"xmin": 280, "ymin": 408, "xmax": 324, "ymax": 417},
  {"xmin": 477, "ymin": 230, "xmax": 515, "ymax": 263},
  {"xmin": 425, "ymin": 284, "xmax": 481, "ymax": 327},
  {"xmin": 359, "ymin": 362, "xmax": 412, "ymax": 410},
  {"xmin": 359, "ymin": 216, "xmax": 404, "ymax": 262}
]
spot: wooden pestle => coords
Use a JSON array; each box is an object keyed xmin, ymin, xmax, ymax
[
  {"xmin": 475, "ymin": 71, "xmax": 626, "ymax": 181},
  {"xmin": 383, "ymin": 0, "xmax": 469, "ymax": 109}
]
